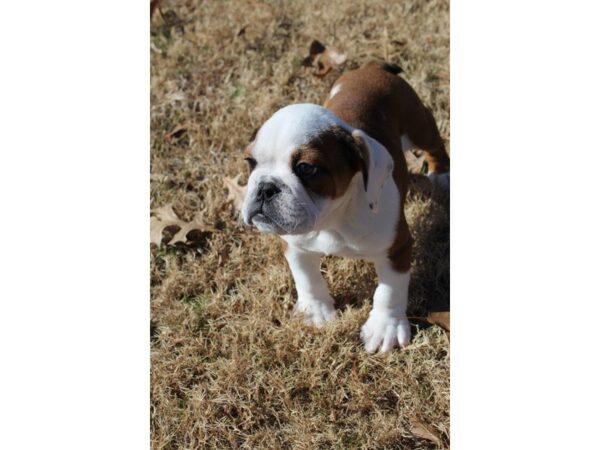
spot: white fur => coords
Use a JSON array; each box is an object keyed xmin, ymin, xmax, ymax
[
  {"xmin": 254, "ymin": 103, "xmax": 352, "ymax": 153},
  {"xmin": 360, "ymin": 259, "xmax": 411, "ymax": 352},
  {"xmin": 284, "ymin": 250, "xmax": 336, "ymax": 326},
  {"xmin": 283, "ymin": 172, "xmax": 399, "ymax": 257},
  {"xmin": 329, "ymin": 83, "xmax": 342, "ymax": 99},
  {"xmin": 243, "ymin": 103, "xmax": 412, "ymax": 352}
]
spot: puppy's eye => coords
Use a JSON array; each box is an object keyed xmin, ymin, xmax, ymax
[
  {"xmin": 244, "ymin": 157, "xmax": 257, "ymax": 170},
  {"xmin": 295, "ymin": 162, "xmax": 318, "ymax": 178}
]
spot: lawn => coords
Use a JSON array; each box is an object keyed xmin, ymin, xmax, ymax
[{"xmin": 151, "ymin": 0, "xmax": 449, "ymax": 448}]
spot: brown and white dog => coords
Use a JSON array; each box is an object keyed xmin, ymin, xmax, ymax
[{"xmin": 241, "ymin": 61, "xmax": 449, "ymax": 352}]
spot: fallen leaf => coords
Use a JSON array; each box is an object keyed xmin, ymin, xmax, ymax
[
  {"xmin": 427, "ymin": 311, "xmax": 450, "ymax": 331},
  {"xmin": 301, "ymin": 56, "xmax": 315, "ymax": 67},
  {"xmin": 308, "ymin": 40, "xmax": 326, "ymax": 57},
  {"xmin": 302, "ymin": 40, "xmax": 325, "ymax": 66},
  {"xmin": 167, "ymin": 90, "xmax": 187, "ymax": 102},
  {"xmin": 150, "ymin": 173, "xmax": 168, "ymax": 183},
  {"xmin": 164, "ymin": 123, "xmax": 188, "ymax": 142},
  {"xmin": 223, "ymin": 174, "xmax": 247, "ymax": 211},
  {"xmin": 150, "ymin": 204, "xmax": 215, "ymax": 247},
  {"xmin": 404, "ymin": 149, "xmax": 427, "ymax": 174},
  {"xmin": 302, "ymin": 40, "xmax": 347, "ymax": 79},
  {"xmin": 150, "ymin": 216, "xmax": 166, "ymax": 247},
  {"xmin": 150, "ymin": 0, "xmax": 161, "ymax": 18},
  {"xmin": 410, "ymin": 417, "xmax": 442, "ymax": 447},
  {"xmin": 314, "ymin": 48, "xmax": 347, "ymax": 78}
]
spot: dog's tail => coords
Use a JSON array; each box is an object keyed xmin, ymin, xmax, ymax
[
  {"xmin": 380, "ymin": 62, "xmax": 403, "ymax": 75},
  {"xmin": 364, "ymin": 60, "xmax": 403, "ymax": 75}
]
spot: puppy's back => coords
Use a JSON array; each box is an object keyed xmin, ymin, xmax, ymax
[{"xmin": 325, "ymin": 61, "xmax": 449, "ymax": 174}]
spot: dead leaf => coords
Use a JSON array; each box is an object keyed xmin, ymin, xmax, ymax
[
  {"xmin": 302, "ymin": 40, "xmax": 347, "ymax": 79},
  {"xmin": 150, "ymin": 0, "xmax": 161, "ymax": 18},
  {"xmin": 302, "ymin": 40, "xmax": 324, "ymax": 66},
  {"xmin": 404, "ymin": 149, "xmax": 427, "ymax": 174},
  {"xmin": 167, "ymin": 90, "xmax": 187, "ymax": 102},
  {"xmin": 223, "ymin": 174, "xmax": 247, "ymax": 211},
  {"xmin": 150, "ymin": 204, "xmax": 215, "ymax": 247},
  {"xmin": 410, "ymin": 417, "xmax": 442, "ymax": 447},
  {"xmin": 164, "ymin": 123, "xmax": 188, "ymax": 142},
  {"xmin": 314, "ymin": 48, "xmax": 347, "ymax": 78},
  {"xmin": 308, "ymin": 40, "xmax": 326, "ymax": 57},
  {"xmin": 301, "ymin": 40, "xmax": 327, "ymax": 67},
  {"xmin": 391, "ymin": 39, "xmax": 407, "ymax": 46},
  {"xmin": 150, "ymin": 216, "xmax": 166, "ymax": 247},
  {"xmin": 427, "ymin": 311, "xmax": 450, "ymax": 331},
  {"xmin": 150, "ymin": 173, "xmax": 168, "ymax": 183}
]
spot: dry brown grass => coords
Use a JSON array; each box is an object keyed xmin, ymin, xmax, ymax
[{"xmin": 151, "ymin": 0, "xmax": 449, "ymax": 448}]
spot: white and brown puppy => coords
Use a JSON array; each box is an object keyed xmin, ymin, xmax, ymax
[{"xmin": 241, "ymin": 61, "xmax": 449, "ymax": 353}]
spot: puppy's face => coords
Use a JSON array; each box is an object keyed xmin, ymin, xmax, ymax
[{"xmin": 241, "ymin": 104, "xmax": 368, "ymax": 235}]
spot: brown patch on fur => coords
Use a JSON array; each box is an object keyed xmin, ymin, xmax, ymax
[
  {"xmin": 324, "ymin": 61, "xmax": 448, "ymax": 271},
  {"xmin": 325, "ymin": 61, "xmax": 449, "ymax": 174},
  {"xmin": 290, "ymin": 126, "xmax": 365, "ymax": 199}
]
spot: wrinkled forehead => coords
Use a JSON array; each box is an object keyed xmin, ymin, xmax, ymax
[{"xmin": 252, "ymin": 104, "xmax": 352, "ymax": 163}]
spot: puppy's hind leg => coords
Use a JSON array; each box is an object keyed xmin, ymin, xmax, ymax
[
  {"xmin": 404, "ymin": 107, "xmax": 450, "ymax": 190},
  {"xmin": 284, "ymin": 245, "xmax": 336, "ymax": 327}
]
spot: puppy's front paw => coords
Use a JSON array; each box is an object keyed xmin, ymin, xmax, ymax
[
  {"xmin": 294, "ymin": 299, "xmax": 337, "ymax": 327},
  {"xmin": 360, "ymin": 311, "xmax": 411, "ymax": 353}
]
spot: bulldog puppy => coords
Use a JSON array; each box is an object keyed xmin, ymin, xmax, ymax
[{"xmin": 241, "ymin": 61, "xmax": 449, "ymax": 352}]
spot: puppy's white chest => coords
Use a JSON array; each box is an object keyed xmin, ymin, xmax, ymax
[
  {"xmin": 283, "ymin": 177, "xmax": 401, "ymax": 259},
  {"xmin": 285, "ymin": 220, "xmax": 396, "ymax": 258},
  {"xmin": 297, "ymin": 229, "xmax": 361, "ymax": 257}
]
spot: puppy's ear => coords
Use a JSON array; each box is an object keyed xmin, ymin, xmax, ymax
[{"xmin": 352, "ymin": 129, "xmax": 394, "ymax": 213}]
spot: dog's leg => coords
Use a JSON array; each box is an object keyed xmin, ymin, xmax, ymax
[
  {"xmin": 402, "ymin": 133, "xmax": 450, "ymax": 190},
  {"xmin": 284, "ymin": 246, "xmax": 336, "ymax": 326},
  {"xmin": 361, "ymin": 257, "xmax": 411, "ymax": 353}
]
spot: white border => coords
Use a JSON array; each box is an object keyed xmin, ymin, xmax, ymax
[
  {"xmin": 452, "ymin": 1, "xmax": 600, "ymax": 448},
  {"xmin": 1, "ymin": 1, "xmax": 599, "ymax": 448},
  {"xmin": 0, "ymin": 1, "xmax": 149, "ymax": 448}
]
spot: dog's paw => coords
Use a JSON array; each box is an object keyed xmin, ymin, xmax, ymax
[
  {"xmin": 360, "ymin": 311, "xmax": 411, "ymax": 353},
  {"xmin": 294, "ymin": 299, "xmax": 337, "ymax": 327}
]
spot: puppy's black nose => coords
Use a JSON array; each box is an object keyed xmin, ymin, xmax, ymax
[{"xmin": 257, "ymin": 181, "xmax": 281, "ymax": 202}]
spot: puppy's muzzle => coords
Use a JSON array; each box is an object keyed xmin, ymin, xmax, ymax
[
  {"xmin": 256, "ymin": 181, "xmax": 281, "ymax": 202},
  {"xmin": 246, "ymin": 180, "xmax": 282, "ymax": 224}
]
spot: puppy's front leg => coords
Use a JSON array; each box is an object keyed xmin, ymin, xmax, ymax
[
  {"xmin": 361, "ymin": 257, "xmax": 411, "ymax": 353},
  {"xmin": 283, "ymin": 245, "xmax": 336, "ymax": 326}
]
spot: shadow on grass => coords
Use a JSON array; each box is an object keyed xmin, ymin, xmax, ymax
[
  {"xmin": 329, "ymin": 174, "xmax": 450, "ymax": 317},
  {"xmin": 407, "ymin": 174, "xmax": 450, "ymax": 316}
]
